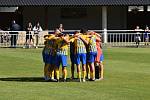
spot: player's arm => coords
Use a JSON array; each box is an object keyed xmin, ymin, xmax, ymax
[
  {"xmin": 96, "ymin": 35, "xmax": 101, "ymax": 42},
  {"xmin": 94, "ymin": 32, "xmax": 101, "ymax": 38},
  {"xmin": 79, "ymin": 35, "xmax": 89, "ymax": 45},
  {"xmin": 90, "ymin": 32, "xmax": 102, "ymax": 42},
  {"xmin": 61, "ymin": 34, "xmax": 69, "ymax": 44},
  {"xmin": 69, "ymin": 38, "xmax": 75, "ymax": 43},
  {"xmin": 44, "ymin": 34, "xmax": 55, "ymax": 40}
]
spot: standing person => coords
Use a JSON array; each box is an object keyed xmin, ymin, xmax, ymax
[
  {"xmin": 94, "ymin": 32, "xmax": 104, "ymax": 80},
  {"xmin": 58, "ymin": 24, "xmax": 64, "ymax": 32},
  {"xmin": 73, "ymin": 29, "xmax": 88, "ymax": 82},
  {"xmin": 33, "ymin": 22, "xmax": 43, "ymax": 48},
  {"xmin": 144, "ymin": 26, "xmax": 149, "ymax": 45},
  {"xmin": 25, "ymin": 22, "xmax": 33, "ymax": 48},
  {"xmin": 42, "ymin": 35, "xmax": 52, "ymax": 81},
  {"xmin": 69, "ymin": 31, "xmax": 79, "ymax": 79},
  {"xmin": 43, "ymin": 28, "xmax": 61, "ymax": 81},
  {"xmin": 10, "ymin": 20, "xmax": 21, "ymax": 48},
  {"xmin": 42, "ymin": 34, "xmax": 57, "ymax": 81},
  {"xmin": 134, "ymin": 26, "xmax": 142, "ymax": 48},
  {"xmin": 55, "ymin": 33, "xmax": 70, "ymax": 82},
  {"xmin": 85, "ymin": 31, "xmax": 98, "ymax": 81}
]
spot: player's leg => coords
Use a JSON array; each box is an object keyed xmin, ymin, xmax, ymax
[
  {"xmin": 70, "ymin": 54, "xmax": 75, "ymax": 79},
  {"xmin": 71, "ymin": 63, "xmax": 75, "ymax": 79},
  {"xmin": 61, "ymin": 55, "xmax": 68, "ymax": 82},
  {"xmin": 49, "ymin": 64, "xmax": 54, "ymax": 79},
  {"xmin": 95, "ymin": 47, "xmax": 101, "ymax": 79},
  {"xmin": 99, "ymin": 61, "xmax": 104, "ymax": 79},
  {"xmin": 89, "ymin": 63, "xmax": 95, "ymax": 81},
  {"xmin": 55, "ymin": 55, "xmax": 60, "ymax": 82},
  {"xmin": 88, "ymin": 52, "xmax": 97, "ymax": 81},
  {"xmin": 42, "ymin": 52, "xmax": 50, "ymax": 80},
  {"xmin": 86, "ymin": 53, "xmax": 90, "ymax": 79},
  {"xmin": 75, "ymin": 53, "xmax": 81, "ymax": 82},
  {"xmin": 86, "ymin": 63, "xmax": 90, "ymax": 79},
  {"xmin": 76, "ymin": 64, "xmax": 81, "ymax": 82},
  {"xmin": 99, "ymin": 54, "xmax": 104, "ymax": 80},
  {"xmin": 48, "ymin": 55, "xmax": 55, "ymax": 80},
  {"xmin": 81, "ymin": 53, "xmax": 87, "ymax": 82},
  {"xmin": 44, "ymin": 64, "xmax": 50, "ymax": 80},
  {"xmin": 95, "ymin": 62, "xmax": 100, "ymax": 79}
]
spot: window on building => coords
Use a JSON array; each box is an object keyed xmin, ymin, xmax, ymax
[
  {"xmin": 147, "ymin": 6, "xmax": 150, "ymax": 11},
  {"xmin": 0, "ymin": 7, "xmax": 18, "ymax": 12},
  {"xmin": 61, "ymin": 7, "xmax": 87, "ymax": 19},
  {"xmin": 128, "ymin": 6, "xmax": 144, "ymax": 12}
]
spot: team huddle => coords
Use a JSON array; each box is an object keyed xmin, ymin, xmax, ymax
[{"xmin": 42, "ymin": 28, "xmax": 104, "ymax": 82}]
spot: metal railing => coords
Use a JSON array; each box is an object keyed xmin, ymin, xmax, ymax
[
  {"xmin": 0, "ymin": 31, "xmax": 47, "ymax": 48},
  {"xmin": 105, "ymin": 30, "xmax": 150, "ymax": 47},
  {"xmin": 0, "ymin": 30, "xmax": 149, "ymax": 48}
]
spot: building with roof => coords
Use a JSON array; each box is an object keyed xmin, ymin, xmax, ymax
[{"xmin": 0, "ymin": 0, "xmax": 150, "ymax": 30}]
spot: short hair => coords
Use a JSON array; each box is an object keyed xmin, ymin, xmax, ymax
[
  {"xmin": 80, "ymin": 28, "xmax": 88, "ymax": 33},
  {"xmin": 74, "ymin": 31, "xmax": 79, "ymax": 34}
]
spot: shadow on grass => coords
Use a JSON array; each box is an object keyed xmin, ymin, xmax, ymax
[
  {"xmin": 0, "ymin": 77, "xmax": 47, "ymax": 82},
  {"xmin": 0, "ymin": 77, "xmax": 80, "ymax": 82}
]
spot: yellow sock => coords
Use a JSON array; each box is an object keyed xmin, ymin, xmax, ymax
[
  {"xmin": 82, "ymin": 71, "xmax": 86, "ymax": 80},
  {"xmin": 90, "ymin": 72, "xmax": 95, "ymax": 80},
  {"xmin": 77, "ymin": 72, "xmax": 81, "ymax": 79},
  {"xmin": 63, "ymin": 68, "xmax": 67, "ymax": 80},
  {"xmin": 51, "ymin": 70, "xmax": 54, "ymax": 79},
  {"xmin": 56, "ymin": 69, "xmax": 59, "ymax": 80}
]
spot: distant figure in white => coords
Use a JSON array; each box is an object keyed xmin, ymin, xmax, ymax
[
  {"xmin": 134, "ymin": 26, "xmax": 142, "ymax": 48},
  {"xmin": 58, "ymin": 24, "xmax": 64, "ymax": 32},
  {"xmin": 144, "ymin": 26, "xmax": 149, "ymax": 45},
  {"xmin": 33, "ymin": 22, "xmax": 43, "ymax": 48}
]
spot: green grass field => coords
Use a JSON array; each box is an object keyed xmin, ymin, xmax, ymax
[{"xmin": 0, "ymin": 48, "xmax": 150, "ymax": 100}]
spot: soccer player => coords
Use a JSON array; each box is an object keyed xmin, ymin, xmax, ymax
[
  {"xmin": 42, "ymin": 39, "xmax": 50, "ymax": 80},
  {"xmin": 73, "ymin": 29, "xmax": 88, "ymax": 82},
  {"xmin": 55, "ymin": 33, "xmax": 70, "ymax": 82},
  {"xmin": 42, "ymin": 34, "xmax": 55, "ymax": 81},
  {"xmin": 69, "ymin": 31, "xmax": 79, "ymax": 79},
  {"xmin": 94, "ymin": 33, "xmax": 104, "ymax": 80},
  {"xmin": 42, "ymin": 29, "xmax": 60, "ymax": 81},
  {"xmin": 85, "ymin": 31, "xmax": 98, "ymax": 81}
]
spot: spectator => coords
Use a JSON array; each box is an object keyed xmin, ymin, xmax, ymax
[
  {"xmin": 10, "ymin": 20, "xmax": 21, "ymax": 48},
  {"xmin": 144, "ymin": 26, "xmax": 149, "ymax": 45},
  {"xmin": 0, "ymin": 28, "xmax": 3, "ymax": 43},
  {"xmin": 58, "ymin": 24, "xmax": 64, "ymax": 32},
  {"xmin": 25, "ymin": 22, "xmax": 33, "ymax": 48},
  {"xmin": 33, "ymin": 22, "xmax": 43, "ymax": 48},
  {"xmin": 134, "ymin": 26, "xmax": 142, "ymax": 48}
]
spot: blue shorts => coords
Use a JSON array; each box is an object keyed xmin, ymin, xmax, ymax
[
  {"xmin": 100, "ymin": 54, "xmax": 104, "ymax": 61},
  {"xmin": 74, "ymin": 53, "xmax": 86, "ymax": 65},
  {"xmin": 70, "ymin": 53, "xmax": 75, "ymax": 64},
  {"xmin": 87, "ymin": 52, "xmax": 97, "ymax": 63},
  {"xmin": 42, "ymin": 53, "xmax": 51, "ymax": 64},
  {"xmin": 42, "ymin": 53, "xmax": 56, "ymax": 64},
  {"xmin": 55, "ymin": 54, "xmax": 67, "ymax": 67}
]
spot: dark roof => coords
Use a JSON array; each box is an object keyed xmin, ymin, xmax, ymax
[{"xmin": 0, "ymin": 0, "xmax": 149, "ymax": 6}]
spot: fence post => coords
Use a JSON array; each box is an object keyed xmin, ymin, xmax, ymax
[{"xmin": 104, "ymin": 28, "xmax": 107, "ymax": 44}]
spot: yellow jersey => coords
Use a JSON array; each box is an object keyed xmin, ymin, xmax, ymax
[{"xmin": 56, "ymin": 35, "xmax": 69, "ymax": 55}]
